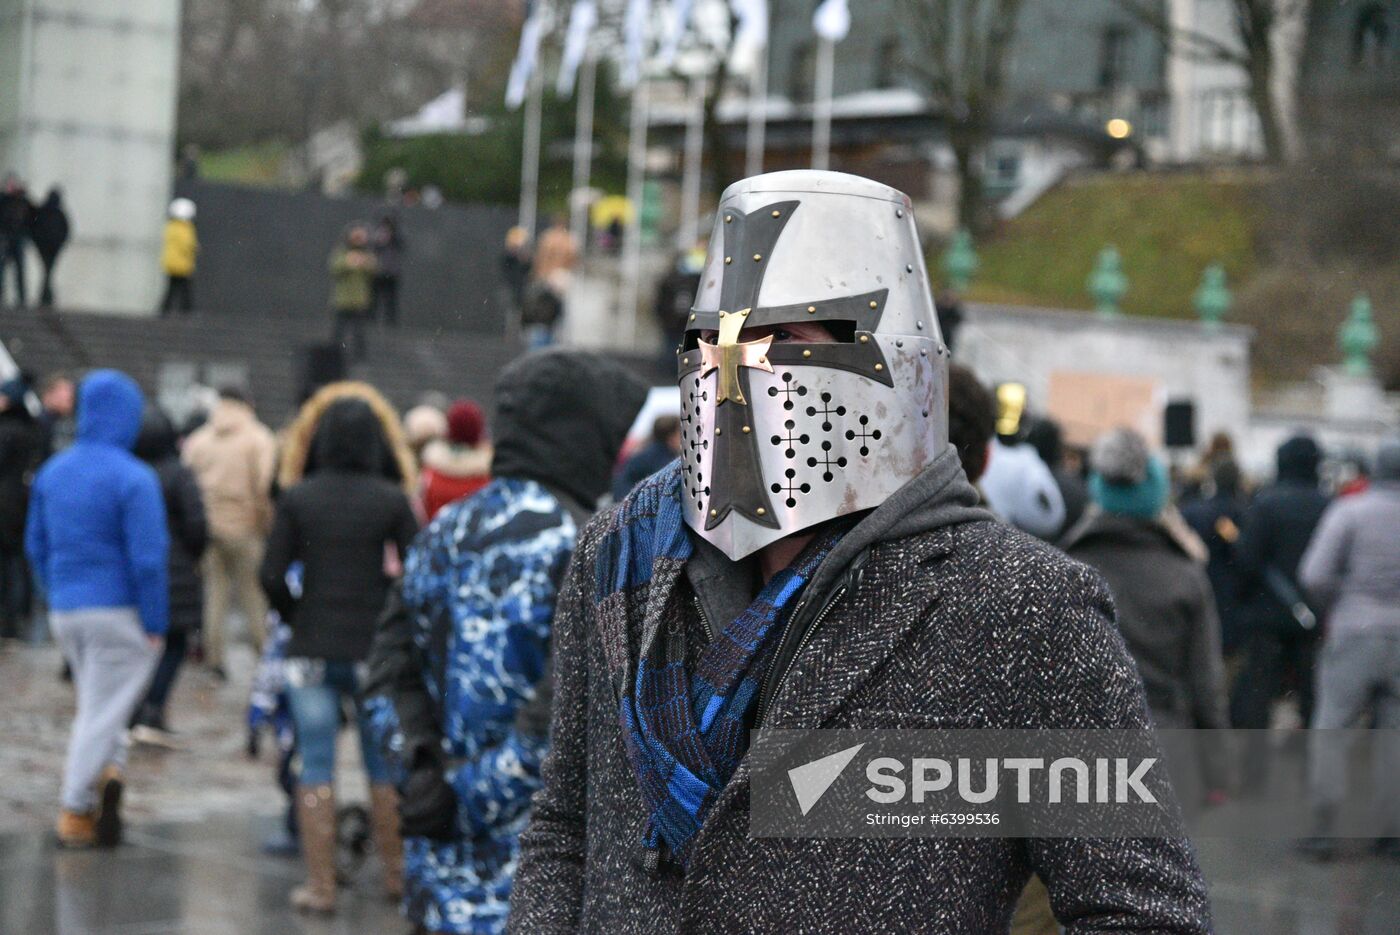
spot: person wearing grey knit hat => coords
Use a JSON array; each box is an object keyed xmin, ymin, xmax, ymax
[
  {"xmin": 1064, "ymin": 428, "xmax": 1232, "ymax": 798},
  {"xmin": 1297, "ymin": 436, "xmax": 1400, "ymax": 860}
]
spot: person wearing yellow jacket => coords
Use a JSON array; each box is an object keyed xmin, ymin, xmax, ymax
[{"xmin": 159, "ymin": 198, "xmax": 198, "ymax": 316}]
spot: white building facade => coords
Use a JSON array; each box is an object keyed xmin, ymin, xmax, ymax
[{"xmin": 0, "ymin": 0, "xmax": 181, "ymax": 314}]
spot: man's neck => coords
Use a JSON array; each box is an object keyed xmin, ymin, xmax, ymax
[{"xmin": 757, "ymin": 533, "xmax": 814, "ymax": 584}]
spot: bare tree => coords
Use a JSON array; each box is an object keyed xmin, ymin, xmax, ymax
[
  {"xmin": 177, "ymin": 0, "xmax": 524, "ymax": 151},
  {"xmin": 1115, "ymin": 0, "xmax": 1311, "ymax": 163},
  {"xmin": 898, "ymin": 0, "xmax": 1027, "ymax": 234}
]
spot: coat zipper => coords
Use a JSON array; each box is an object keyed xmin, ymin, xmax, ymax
[
  {"xmin": 693, "ymin": 595, "xmax": 715, "ymax": 642},
  {"xmin": 753, "ymin": 584, "xmax": 848, "ymax": 728}
]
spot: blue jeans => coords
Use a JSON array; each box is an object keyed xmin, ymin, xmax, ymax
[{"xmin": 286, "ymin": 661, "xmax": 389, "ymax": 786}]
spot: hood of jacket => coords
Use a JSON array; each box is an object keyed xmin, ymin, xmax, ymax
[
  {"xmin": 279, "ymin": 381, "xmax": 416, "ymax": 495},
  {"xmin": 490, "ymin": 349, "xmax": 649, "ymax": 511},
  {"xmin": 76, "ymin": 370, "xmax": 144, "ymax": 450},
  {"xmin": 309, "ymin": 397, "xmax": 382, "ymax": 475},
  {"xmin": 1374, "ymin": 439, "xmax": 1400, "ymax": 483},
  {"xmin": 1061, "ymin": 506, "xmax": 1206, "ymax": 563},
  {"xmin": 421, "ymin": 438, "xmax": 493, "ymax": 479},
  {"xmin": 686, "ymin": 445, "xmax": 994, "ymax": 626},
  {"xmin": 134, "ymin": 407, "xmax": 179, "ymax": 463},
  {"xmin": 1276, "ymin": 435, "xmax": 1321, "ymax": 485}
]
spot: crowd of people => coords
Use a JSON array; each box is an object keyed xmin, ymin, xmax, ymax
[{"xmin": 4, "ymin": 168, "xmax": 1398, "ymax": 935}]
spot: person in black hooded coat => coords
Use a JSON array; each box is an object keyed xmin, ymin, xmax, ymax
[
  {"xmin": 130, "ymin": 408, "xmax": 208, "ymax": 738},
  {"xmin": 1230, "ymin": 435, "xmax": 1330, "ymax": 737},
  {"xmin": 0, "ymin": 379, "xmax": 39, "ymax": 640}
]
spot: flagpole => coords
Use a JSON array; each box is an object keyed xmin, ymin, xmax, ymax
[
  {"xmin": 519, "ymin": 68, "xmax": 544, "ymax": 237},
  {"xmin": 811, "ymin": 35, "xmax": 835, "ymax": 171},
  {"xmin": 677, "ymin": 73, "xmax": 706, "ymax": 250},
  {"xmin": 569, "ymin": 50, "xmax": 597, "ymax": 248},
  {"xmin": 622, "ymin": 78, "xmax": 651, "ymax": 348},
  {"xmin": 745, "ymin": 40, "xmax": 769, "ymax": 177}
]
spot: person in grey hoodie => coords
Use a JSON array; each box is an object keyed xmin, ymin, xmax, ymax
[{"xmin": 1297, "ymin": 438, "xmax": 1400, "ymax": 859}]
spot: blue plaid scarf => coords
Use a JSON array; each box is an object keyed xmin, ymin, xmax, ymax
[{"xmin": 599, "ymin": 464, "xmax": 840, "ymax": 867}]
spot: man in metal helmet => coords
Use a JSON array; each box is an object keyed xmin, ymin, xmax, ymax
[{"xmin": 510, "ymin": 172, "xmax": 1210, "ymax": 933}]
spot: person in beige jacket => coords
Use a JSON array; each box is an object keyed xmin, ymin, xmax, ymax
[{"xmin": 182, "ymin": 387, "xmax": 277, "ymax": 676}]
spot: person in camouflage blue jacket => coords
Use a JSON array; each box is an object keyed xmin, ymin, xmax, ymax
[{"xmin": 364, "ymin": 350, "xmax": 648, "ymax": 935}]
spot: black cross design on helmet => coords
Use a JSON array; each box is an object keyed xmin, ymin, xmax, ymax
[{"xmin": 677, "ymin": 200, "xmax": 894, "ymax": 531}]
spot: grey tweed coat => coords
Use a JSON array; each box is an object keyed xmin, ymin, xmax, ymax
[{"xmin": 510, "ymin": 457, "xmax": 1213, "ymax": 935}]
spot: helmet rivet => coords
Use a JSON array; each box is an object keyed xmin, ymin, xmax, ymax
[
  {"xmin": 874, "ymin": 364, "xmax": 884, "ymax": 372},
  {"xmin": 896, "ymin": 340, "xmax": 904, "ymax": 348},
  {"xmin": 896, "ymin": 209, "xmax": 905, "ymax": 218},
  {"xmin": 689, "ymin": 313, "xmax": 696, "ymax": 321},
  {"xmin": 920, "ymin": 348, "xmax": 928, "ymax": 356},
  {"xmin": 771, "ymin": 210, "xmax": 780, "ymax": 218},
  {"xmin": 742, "ymin": 426, "xmax": 751, "ymax": 434},
  {"xmin": 807, "ymin": 306, "xmax": 817, "ymax": 314},
  {"xmin": 916, "ymin": 321, "xmax": 924, "ymax": 330},
  {"xmin": 710, "ymin": 508, "xmax": 718, "ymax": 516},
  {"xmin": 741, "ymin": 309, "xmax": 750, "ymax": 316},
  {"xmin": 756, "ymin": 508, "xmax": 767, "ymax": 516},
  {"xmin": 753, "ymin": 254, "xmax": 762, "ymax": 262},
  {"xmin": 802, "ymin": 350, "xmax": 812, "ymax": 359},
  {"xmin": 725, "ymin": 257, "xmax": 732, "ymax": 264},
  {"xmin": 725, "ymin": 215, "xmax": 733, "ymax": 223},
  {"xmin": 906, "ymin": 264, "xmax": 914, "ymax": 273},
  {"xmin": 715, "ymin": 428, "xmax": 722, "ymax": 435},
  {"xmin": 869, "ymin": 301, "xmax": 878, "ymax": 309},
  {"xmin": 922, "ymin": 410, "xmax": 930, "ymax": 417},
  {"xmin": 859, "ymin": 335, "xmax": 869, "ymax": 344},
  {"xmin": 719, "ymin": 310, "xmax": 726, "ymax": 317}
]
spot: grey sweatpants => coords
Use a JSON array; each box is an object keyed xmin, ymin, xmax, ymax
[
  {"xmin": 51, "ymin": 608, "xmax": 159, "ymax": 812},
  {"xmin": 1307, "ymin": 628, "xmax": 1400, "ymax": 835}
]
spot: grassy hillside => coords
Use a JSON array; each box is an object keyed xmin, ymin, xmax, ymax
[{"xmin": 961, "ymin": 173, "xmax": 1263, "ymax": 320}]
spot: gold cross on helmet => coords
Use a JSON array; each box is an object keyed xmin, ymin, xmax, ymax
[{"xmin": 697, "ymin": 308, "xmax": 774, "ymax": 406}]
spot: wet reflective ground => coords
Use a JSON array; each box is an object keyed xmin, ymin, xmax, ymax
[
  {"xmin": 2, "ymin": 814, "xmax": 1396, "ymax": 933},
  {"xmin": 4, "ymin": 644, "xmax": 1398, "ymax": 933},
  {"xmin": 0, "ymin": 816, "xmax": 406, "ymax": 935}
]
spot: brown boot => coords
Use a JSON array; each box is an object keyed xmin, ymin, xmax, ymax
[
  {"xmin": 290, "ymin": 785, "xmax": 337, "ymax": 914},
  {"xmin": 55, "ymin": 810, "xmax": 98, "ymax": 849},
  {"xmin": 94, "ymin": 765, "xmax": 124, "ymax": 847},
  {"xmin": 369, "ymin": 784, "xmax": 404, "ymax": 900}
]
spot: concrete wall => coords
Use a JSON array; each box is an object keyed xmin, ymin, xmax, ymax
[
  {"xmin": 0, "ymin": 0, "xmax": 181, "ymax": 314},
  {"xmin": 955, "ymin": 301, "xmax": 1254, "ymax": 450}
]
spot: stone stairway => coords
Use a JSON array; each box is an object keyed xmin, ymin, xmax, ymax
[{"xmin": 1, "ymin": 307, "xmax": 669, "ymax": 427}]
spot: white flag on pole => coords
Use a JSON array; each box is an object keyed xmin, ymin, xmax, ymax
[
  {"xmin": 660, "ymin": 0, "xmax": 696, "ymax": 67},
  {"xmin": 506, "ymin": 0, "xmax": 546, "ymax": 110},
  {"xmin": 813, "ymin": 0, "xmax": 850, "ymax": 42},
  {"xmin": 622, "ymin": 0, "xmax": 652, "ymax": 89},
  {"xmin": 730, "ymin": 0, "xmax": 768, "ymax": 54},
  {"xmin": 557, "ymin": 0, "xmax": 598, "ymax": 96}
]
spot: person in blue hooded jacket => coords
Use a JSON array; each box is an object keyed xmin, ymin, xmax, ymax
[{"xmin": 25, "ymin": 369, "xmax": 169, "ymax": 848}]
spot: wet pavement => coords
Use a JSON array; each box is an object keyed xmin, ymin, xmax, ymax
[{"xmin": 4, "ymin": 640, "xmax": 1399, "ymax": 933}]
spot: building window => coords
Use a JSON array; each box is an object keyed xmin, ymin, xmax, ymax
[
  {"xmin": 1099, "ymin": 25, "xmax": 1129, "ymax": 90},
  {"xmin": 875, "ymin": 37, "xmax": 902, "ymax": 89}
]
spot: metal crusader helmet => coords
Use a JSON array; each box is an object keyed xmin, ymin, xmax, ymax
[{"xmin": 676, "ymin": 170, "xmax": 949, "ymax": 560}]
